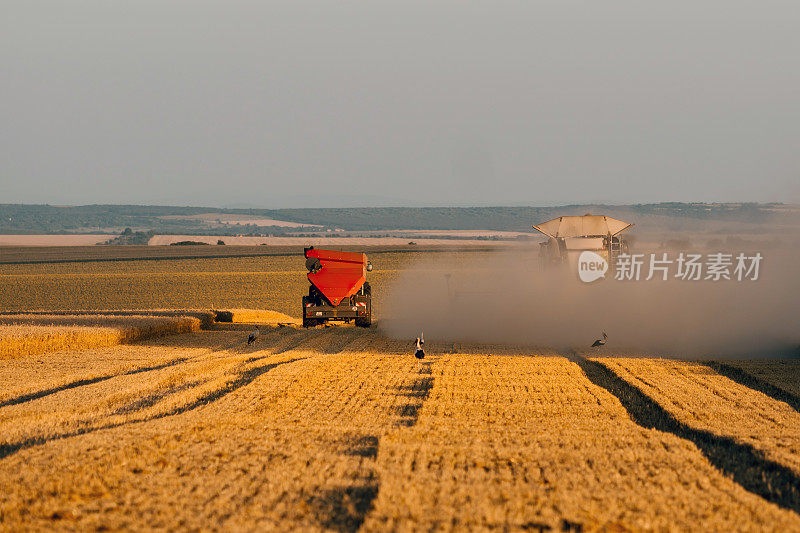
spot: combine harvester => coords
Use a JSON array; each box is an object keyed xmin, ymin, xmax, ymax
[
  {"xmin": 533, "ymin": 213, "xmax": 634, "ymax": 272},
  {"xmin": 302, "ymin": 247, "xmax": 373, "ymax": 328},
  {"xmin": 444, "ymin": 213, "xmax": 635, "ymax": 301}
]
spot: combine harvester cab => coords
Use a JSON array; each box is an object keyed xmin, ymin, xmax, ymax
[
  {"xmin": 302, "ymin": 247, "xmax": 373, "ymax": 328},
  {"xmin": 533, "ymin": 214, "xmax": 633, "ymax": 273}
]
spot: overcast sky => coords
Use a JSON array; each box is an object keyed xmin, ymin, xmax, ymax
[{"xmin": 1, "ymin": 1, "xmax": 798, "ymax": 208}]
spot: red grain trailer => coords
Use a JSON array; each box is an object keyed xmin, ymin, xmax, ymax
[{"xmin": 302, "ymin": 247, "xmax": 372, "ymax": 328}]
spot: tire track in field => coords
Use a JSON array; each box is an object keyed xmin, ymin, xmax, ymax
[
  {"xmin": 0, "ymin": 357, "xmax": 304, "ymax": 461},
  {"xmin": 0, "ymin": 357, "xmax": 188, "ymax": 409},
  {"xmin": 323, "ymin": 328, "xmax": 367, "ymax": 355},
  {"xmin": 270, "ymin": 328, "xmax": 321, "ymax": 354},
  {"xmin": 704, "ymin": 361, "xmax": 800, "ymax": 414},
  {"xmin": 0, "ymin": 331, "xmax": 260, "ymax": 410},
  {"xmin": 572, "ymin": 355, "xmax": 800, "ymax": 515},
  {"xmin": 111, "ymin": 380, "xmax": 204, "ymax": 415},
  {"xmin": 0, "ymin": 328, "xmax": 298, "ymax": 453},
  {"xmin": 270, "ymin": 326, "xmax": 361, "ymax": 355}
]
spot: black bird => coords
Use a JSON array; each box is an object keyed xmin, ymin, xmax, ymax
[
  {"xmin": 591, "ymin": 331, "xmax": 607, "ymax": 348},
  {"xmin": 414, "ymin": 333, "xmax": 425, "ymax": 370},
  {"xmin": 247, "ymin": 326, "xmax": 260, "ymax": 345}
]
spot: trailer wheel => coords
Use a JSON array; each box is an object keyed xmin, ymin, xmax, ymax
[
  {"xmin": 302, "ymin": 296, "xmax": 317, "ymax": 328},
  {"xmin": 355, "ymin": 306, "xmax": 372, "ymax": 328}
]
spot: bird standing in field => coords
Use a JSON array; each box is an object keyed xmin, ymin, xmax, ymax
[
  {"xmin": 591, "ymin": 331, "xmax": 607, "ymax": 348},
  {"xmin": 247, "ymin": 326, "xmax": 260, "ymax": 345},
  {"xmin": 414, "ymin": 333, "xmax": 425, "ymax": 371}
]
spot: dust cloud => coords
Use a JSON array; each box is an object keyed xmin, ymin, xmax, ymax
[{"xmin": 381, "ymin": 246, "xmax": 800, "ymax": 358}]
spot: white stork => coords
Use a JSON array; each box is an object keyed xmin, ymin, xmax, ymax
[
  {"xmin": 247, "ymin": 326, "xmax": 260, "ymax": 345},
  {"xmin": 591, "ymin": 331, "xmax": 607, "ymax": 348},
  {"xmin": 414, "ymin": 333, "xmax": 425, "ymax": 371}
]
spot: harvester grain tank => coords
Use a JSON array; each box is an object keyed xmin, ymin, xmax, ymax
[
  {"xmin": 533, "ymin": 214, "xmax": 633, "ymax": 270},
  {"xmin": 302, "ymin": 247, "xmax": 373, "ymax": 328}
]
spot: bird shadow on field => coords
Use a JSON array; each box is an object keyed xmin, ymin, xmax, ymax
[
  {"xmin": 702, "ymin": 361, "xmax": 800, "ymax": 414},
  {"xmin": 0, "ymin": 357, "xmax": 189, "ymax": 409},
  {"xmin": 0, "ymin": 357, "xmax": 304, "ymax": 461},
  {"xmin": 571, "ymin": 355, "xmax": 800, "ymax": 515},
  {"xmin": 394, "ymin": 363, "xmax": 434, "ymax": 427},
  {"xmin": 343, "ymin": 435, "xmax": 379, "ymax": 459},
  {"xmin": 308, "ymin": 361, "xmax": 439, "ymax": 530},
  {"xmin": 308, "ymin": 433, "xmax": 380, "ymax": 533},
  {"xmin": 309, "ymin": 484, "xmax": 379, "ymax": 533}
]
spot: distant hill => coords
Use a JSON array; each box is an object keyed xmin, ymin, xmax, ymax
[{"xmin": 1, "ymin": 202, "xmax": 797, "ymax": 236}]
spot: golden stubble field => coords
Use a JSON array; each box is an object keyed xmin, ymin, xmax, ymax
[
  {"xmin": 1, "ymin": 245, "xmax": 799, "ymax": 531},
  {"xmin": 0, "ymin": 247, "xmax": 474, "ymax": 317},
  {"xmin": 0, "ymin": 314, "xmax": 202, "ymax": 358},
  {"xmin": 1, "ymin": 326, "xmax": 800, "ymax": 531}
]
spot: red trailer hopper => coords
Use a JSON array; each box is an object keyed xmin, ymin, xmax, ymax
[{"xmin": 302, "ymin": 248, "xmax": 372, "ymax": 327}]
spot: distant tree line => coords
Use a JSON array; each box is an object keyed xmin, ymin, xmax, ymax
[
  {"xmin": 101, "ymin": 229, "xmax": 154, "ymax": 245},
  {"xmin": 0, "ymin": 202, "xmax": 787, "ymax": 235}
]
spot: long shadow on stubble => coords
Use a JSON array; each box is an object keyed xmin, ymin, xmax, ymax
[
  {"xmin": 570, "ymin": 354, "xmax": 800, "ymax": 514},
  {"xmin": 0, "ymin": 358, "xmax": 304, "ymax": 461},
  {"xmin": 702, "ymin": 361, "xmax": 800, "ymax": 414},
  {"xmin": 0, "ymin": 358, "xmax": 189, "ymax": 409}
]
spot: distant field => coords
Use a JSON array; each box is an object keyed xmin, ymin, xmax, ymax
[
  {"xmin": 147, "ymin": 235, "xmax": 518, "ymax": 246},
  {"xmin": 0, "ymin": 246, "xmax": 506, "ymax": 317},
  {"xmin": 0, "ymin": 244, "xmax": 502, "ymax": 264},
  {"xmin": 0, "ymin": 235, "xmax": 111, "ymax": 246},
  {"xmin": 158, "ymin": 213, "xmax": 322, "ymax": 228},
  {"xmin": 0, "ymin": 245, "xmax": 314, "ymax": 264}
]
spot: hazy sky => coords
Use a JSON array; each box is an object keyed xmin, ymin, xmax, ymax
[{"xmin": 2, "ymin": 1, "xmax": 798, "ymax": 208}]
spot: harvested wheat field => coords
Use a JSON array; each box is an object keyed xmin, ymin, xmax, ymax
[
  {"xmin": 1, "ymin": 322, "xmax": 799, "ymax": 531},
  {"xmin": 0, "ymin": 314, "xmax": 202, "ymax": 359},
  {"xmin": 1, "ymin": 246, "xmax": 799, "ymax": 531}
]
